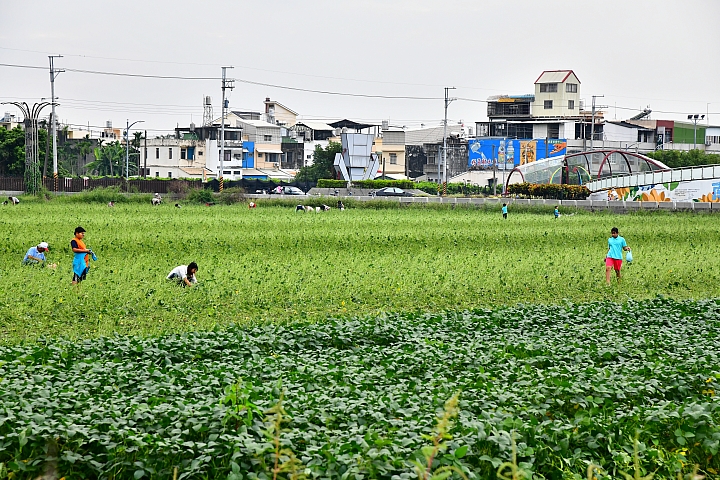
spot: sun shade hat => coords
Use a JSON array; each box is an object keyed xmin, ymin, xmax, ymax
[{"xmin": 38, "ymin": 242, "xmax": 49, "ymax": 250}]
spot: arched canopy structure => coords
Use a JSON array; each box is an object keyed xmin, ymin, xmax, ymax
[{"xmin": 505, "ymin": 150, "xmax": 669, "ymax": 191}]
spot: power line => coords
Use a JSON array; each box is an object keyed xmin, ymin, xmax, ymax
[
  {"xmin": 0, "ymin": 62, "xmax": 444, "ymax": 100},
  {"xmin": 0, "ymin": 46, "xmax": 507, "ymax": 92}
]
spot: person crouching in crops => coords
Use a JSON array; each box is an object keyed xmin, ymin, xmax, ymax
[
  {"xmin": 71, "ymin": 226, "xmax": 95, "ymax": 285},
  {"xmin": 167, "ymin": 262, "xmax": 198, "ymax": 287},
  {"xmin": 23, "ymin": 241, "xmax": 54, "ymax": 267}
]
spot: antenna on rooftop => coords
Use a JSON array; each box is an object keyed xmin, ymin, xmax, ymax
[{"xmin": 202, "ymin": 96, "xmax": 213, "ymax": 127}]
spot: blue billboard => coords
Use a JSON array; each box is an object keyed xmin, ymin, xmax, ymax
[{"xmin": 468, "ymin": 139, "xmax": 567, "ymax": 170}]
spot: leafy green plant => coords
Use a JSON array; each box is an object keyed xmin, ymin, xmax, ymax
[
  {"xmin": 412, "ymin": 392, "xmax": 469, "ymax": 480},
  {"xmin": 263, "ymin": 392, "xmax": 307, "ymax": 480},
  {"xmin": 217, "ymin": 187, "xmax": 245, "ymax": 205},
  {"xmin": 187, "ymin": 187, "xmax": 214, "ymax": 203}
]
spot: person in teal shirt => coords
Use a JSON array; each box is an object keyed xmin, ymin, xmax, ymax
[
  {"xmin": 605, "ymin": 227, "xmax": 630, "ymax": 284},
  {"xmin": 501, "ymin": 203, "xmax": 508, "ymax": 219}
]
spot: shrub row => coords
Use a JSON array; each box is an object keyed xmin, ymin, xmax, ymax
[{"xmin": 507, "ymin": 182, "xmax": 590, "ymax": 199}]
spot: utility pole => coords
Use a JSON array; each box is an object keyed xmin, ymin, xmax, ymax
[
  {"xmin": 49, "ymin": 55, "xmax": 63, "ymax": 192},
  {"xmin": 442, "ymin": 87, "xmax": 456, "ymax": 194},
  {"xmin": 219, "ymin": 66, "xmax": 234, "ymax": 192},
  {"xmin": 143, "ymin": 130, "xmax": 147, "ymax": 178},
  {"xmin": 590, "ymin": 94, "xmax": 603, "ymax": 150}
]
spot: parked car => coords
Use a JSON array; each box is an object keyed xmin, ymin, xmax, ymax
[
  {"xmin": 372, "ymin": 187, "xmax": 414, "ymax": 197},
  {"xmin": 273, "ymin": 186, "xmax": 306, "ymax": 195}
]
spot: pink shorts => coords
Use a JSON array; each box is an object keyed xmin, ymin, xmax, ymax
[{"xmin": 605, "ymin": 257, "xmax": 622, "ymax": 271}]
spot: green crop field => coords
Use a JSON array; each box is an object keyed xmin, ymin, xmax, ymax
[
  {"xmin": 1, "ymin": 198, "xmax": 720, "ymax": 479},
  {"xmin": 1, "ymin": 200, "xmax": 719, "ymax": 343}
]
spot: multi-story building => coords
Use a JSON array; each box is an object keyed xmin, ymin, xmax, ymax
[
  {"xmin": 141, "ymin": 124, "xmax": 245, "ymax": 179},
  {"xmin": 264, "ymin": 98, "xmax": 297, "ymax": 127},
  {"xmin": 283, "ymin": 121, "xmax": 337, "ymax": 170},
  {"xmin": 531, "ymin": 70, "xmax": 581, "ymax": 118},
  {"xmin": 215, "ymin": 112, "xmax": 284, "ymax": 170},
  {"xmin": 373, "ymin": 128, "xmax": 407, "ymax": 179},
  {"xmin": 0, "ymin": 112, "xmax": 20, "ymax": 130}
]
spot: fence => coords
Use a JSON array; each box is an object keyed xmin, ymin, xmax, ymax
[
  {"xmin": 0, "ymin": 177, "xmax": 202, "ymax": 194},
  {"xmin": 0, "ymin": 176, "xmax": 316, "ymax": 195}
]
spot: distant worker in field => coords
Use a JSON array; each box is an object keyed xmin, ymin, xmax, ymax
[
  {"xmin": 502, "ymin": 203, "xmax": 508, "ymax": 219},
  {"xmin": 8, "ymin": 196, "xmax": 20, "ymax": 205},
  {"xmin": 605, "ymin": 227, "xmax": 631, "ymax": 285},
  {"xmin": 23, "ymin": 242, "xmax": 50, "ymax": 266},
  {"xmin": 167, "ymin": 262, "xmax": 198, "ymax": 287},
  {"xmin": 554, "ymin": 206, "xmax": 560, "ymax": 219},
  {"xmin": 337, "ymin": 200, "xmax": 345, "ymax": 211},
  {"xmin": 71, "ymin": 226, "xmax": 96, "ymax": 285}
]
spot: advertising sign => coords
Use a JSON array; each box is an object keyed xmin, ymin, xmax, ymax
[
  {"xmin": 468, "ymin": 139, "xmax": 566, "ymax": 169},
  {"xmin": 591, "ymin": 180, "xmax": 720, "ymax": 203}
]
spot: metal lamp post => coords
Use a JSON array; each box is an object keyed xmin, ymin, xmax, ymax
[
  {"xmin": 687, "ymin": 114, "xmax": 705, "ymax": 150},
  {"xmin": 2, "ymin": 101, "xmax": 52, "ymax": 194},
  {"xmin": 125, "ymin": 119, "xmax": 144, "ymax": 179}
]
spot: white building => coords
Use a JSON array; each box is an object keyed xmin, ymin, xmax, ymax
[{"xmin": 531, "ymin": 70, "xmax": 581, "ymax": 118}]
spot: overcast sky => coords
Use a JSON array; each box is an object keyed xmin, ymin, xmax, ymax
[{"xmin": 1, "ymin": 0, "xmax": 719, "ymax": 135}]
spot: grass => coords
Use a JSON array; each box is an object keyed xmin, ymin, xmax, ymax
[{"xmin": 1, "ymin": 201, "xmax": 719, "ymax": 343}]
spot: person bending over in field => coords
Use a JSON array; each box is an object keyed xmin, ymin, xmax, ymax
[
  {"xmin": 167, "ymin": 262, "xmax": 198, "ymax": 287},
  {"xmin": 71, "ymin": 226, "xmax": 96, "ymax": 285},
  {"xmin": 23, "ymin": 242, "xmax": 54, "ymax": 267},
  {"xmin": 8, "ymin": 196, "xmax": 20, "ymax": 205},
  {"xmin": 605, "ymin": 227, "xmax": 631, "ymax": 285}
]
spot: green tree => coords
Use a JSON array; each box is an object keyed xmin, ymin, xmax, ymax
[
  {"xmin": 0, "ymin": 126, "xmax": 26, "ymax": 175},
  {"xmin": 0, "ymin": 126, "xmax": 48, "ymax": 176},
  {"xmin": 645, "ymin": 149, "xmax": 720, "ymax": 168},
  {"xmin": 85, "ymin": 141, "xmax": 125, "ymax": 176},
  {"xmin": 77, "ymin": 138, "xmax": 93, "ymax": 176},
  {"xmin": 296, "ymin": 141, "xmax": 342, "ymax": 183}
]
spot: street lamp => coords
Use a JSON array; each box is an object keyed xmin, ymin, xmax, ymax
[
  {"xmin": 687, "ymin": 114, "xmax": 705, "ymax": 150},
  {"xmin": 125, "ymin": 119, "xmax": 144, "ymax": 179}
]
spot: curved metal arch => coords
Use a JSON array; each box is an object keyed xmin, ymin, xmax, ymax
[
  {"xmin": 597, "ymin": 150, "xmax": 632, "ymax": 179},
  {"xmin": 504, "ymin": 167, "xmax": 524, "ymax": 192},
  {"xmin": 622, "ymin": 151, "xmax": 669, "ymax": 172}
]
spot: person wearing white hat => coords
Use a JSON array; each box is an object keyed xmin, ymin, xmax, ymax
[{"xmin": 23, "ymin": 242, "xmax": 50, "ymax": 265}]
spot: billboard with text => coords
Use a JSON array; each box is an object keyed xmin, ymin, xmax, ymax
[{"xmin": 468, "ymin": 139, "xmax": 567, "ymax": 170}]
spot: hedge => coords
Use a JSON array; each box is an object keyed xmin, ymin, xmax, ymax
[{"xmin": 507, "ymin": 183, "xmax": 590, "ymax": 199}]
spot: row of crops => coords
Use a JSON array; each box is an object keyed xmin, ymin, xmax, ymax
[
  {"xmin": 3, "ymin": 203, "xmax": 720, "ymax": 344},
  {"xmin": 2, "ymin": 297, "xmax": 720, "ymax": 479}
]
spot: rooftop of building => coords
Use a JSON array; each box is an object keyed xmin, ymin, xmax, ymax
[{"xmin": 534, "ymin": 70, "xmax": 580, "ymax": 84}]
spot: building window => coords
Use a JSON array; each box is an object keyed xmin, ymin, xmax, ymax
[
  {"xmin": 168, "ymin": 148, "xmax": 173, "ymax": 159},
  {"xmin": 223, "ymin": 170, "xmax": 231, "ymax": 174},
  {"xmin": 258, "ymin": 152, "xmax": 263, "ymax": 158},
  {"xmin": 168, "ymin": 172, "xmax": 172, "ymax": 178},
  {"xmin": 544, "ymin": 100, "xmax": 553, "ymax": 109},
  {"xmin": 198, "ymin": 150, "xmax": 203, "ymax": 156},
  {"xmin": 155, "ymin": 171, "xmax": 159, "ymax": 177},
  {"xmin": 264, "ymin": 134, "xmax": 272, "ymax": 141},
  {"xmin": 181, "ymin": 148, "xmax": 186, "ymax": 159},
  {"xmin": 390, "ymin": 153, "xmax": 397, "ymax": 164},
  {"xmin": 155, "ymin": 148, "xmax": 159, "ymax": 159},
  {"xmin": 540, "ymin": 83, "xmax": 558, "ymax": 93},
  {"xmin": 566, "ymin": 83, "xmax": 578, "ymax": 93},
  {"xmin": 233, "ymin": 170, "xmax": 241, "ymax": 174},
  {"xmin": 307, "ymin": 154, "xmax": 312, "ymax": 159},
  {"xmin": 568, "ymin": 100, "xmax": 575, "ymax": 110}
]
